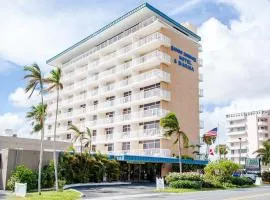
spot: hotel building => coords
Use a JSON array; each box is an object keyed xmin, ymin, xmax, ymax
[
  {"xmin": 45, "ymin": 3, "xmax": 203, "ymax": 159},
  {"xmin": 226, "ymin": 110, "xmax": 270, "ymax": 165}
]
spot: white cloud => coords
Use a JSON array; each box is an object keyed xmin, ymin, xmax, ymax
[
  {"xmin": 0, "ymin": 112, "xmax": 24, "ymax": 134},
  {"xmin": 9, "ymin": 87, "xmax": 40, "ymax": 108},
  {"xmin": 199, "ymin": 0, "xmax": 270, "ymax": 143},
  {"xmin": 0, "ymin": 1, "xmax": 118, "ymax": 72},
  {"xmin": 199, "ymin": 0, "xmax": 270, "ymax": 104},
  {"xmin": 169, "ymin": 0, "xmax": 203, "ymax": 15}
]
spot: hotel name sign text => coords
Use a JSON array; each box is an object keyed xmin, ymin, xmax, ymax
[{"xmin": 171, "ymin": 46, "xmax": 196, "ymax": 72}]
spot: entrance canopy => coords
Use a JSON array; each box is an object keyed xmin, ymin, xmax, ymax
[{"xmin": 110, "ymin": 154, "xmax": 208, "ymax": 165}]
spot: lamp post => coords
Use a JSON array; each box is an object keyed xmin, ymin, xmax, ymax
[{"xmin": 238, "ymin": 137, "xmax": 242, "ymax": 165}]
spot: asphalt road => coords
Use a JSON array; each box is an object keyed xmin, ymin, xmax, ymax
[{"xmin": 77, "ymin": 184, "xmax": 270, "ymax": 200}]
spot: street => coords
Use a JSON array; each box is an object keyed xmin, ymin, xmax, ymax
[{"xmin": 76, "ymin": 184, "xmax": 270, "ymax": 200}]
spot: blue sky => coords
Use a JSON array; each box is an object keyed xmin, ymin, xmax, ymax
[
  {"xmin": 1, "ymin": 0, "xmax": 270, "ymax": 143},
  {"xmin": 0, "ymin": 0, "xmax": 238, "ymax": 115}
]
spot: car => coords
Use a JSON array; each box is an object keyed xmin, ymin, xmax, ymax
[{"xmin": 232, "ymin": 169, "xmax": 257, "ymax": 182}]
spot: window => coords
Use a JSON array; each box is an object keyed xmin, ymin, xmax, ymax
[
  {"xmin": 106, "ymin": 96, "xmax": 115, "ymax": 106},
  {"xmin": 93, "ymin": 100, "xmax": 98, "ymax": 109},
  {"xmin": 123, "ymin": 125, "xmax": 130, "ymax": 133},
  {"xmin": 123, "ymin": 108, "xmax": 131, "ymax": 120},
  {"xmin": 92, "ymin": 130, "xmax": 97, "ymax": 136},
  {"xmin": 67, "ymin": 121, "xmax": 72, "ymax": 126},
  {"xmin": 123, "ymin": 91, "xmax": 132, "ymax": 103},
  {"xmin": 265, "ymin": 134, "xmax": 269, "ymax": 138},
  {"xmin": 47, "ymin": 137, "xmax": 51, "ymax": 141},
  {"xmin": 122, "ymin": 142, "xmax": 130, "ymax": 151},
  {"xmin": 142, "ymin": 140, "xmax": 160, "ymax": 149},
  {"xmin": 107, "ymin": 143, "xmax": 114, "ymax": 152},
  {"xmin": 141, "ymin": 102, "xmax": 160, "ymax": 110},
  {"xmin": 67, "ymin": 134, "xmax": 71, "ymax": 139},
  {"xmin": 231, "ymin": 150, "xmax": 234, "ymax": 155},
  {"xmin": 92, "ymin": 145, "xmax": 96, "ymax": 152},
  {"xmin": 105, "ymin": 128, "xmax": 114, "ymax": 135},
  {"xmin": 92, "ymin": 115, "xmax": 97, "ymax": 121},
  {"xmin": 143, "ymin": 121, "xmax": 159, "ymax": 130},
  {"xmin": 80, "ymin": 104, "xmax": 86, "ymax": 112}
]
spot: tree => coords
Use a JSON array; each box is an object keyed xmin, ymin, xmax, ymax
[
  {"xmin": 26, "ymin": 104, "xmax": 47, "ymax": 133},
  {"xmin": 84, "ymin": 127, "xmax": 92, "ymax": 153},
  {"xmin": 215, "ymin": 144, "xmax": 229, "ymax": 159},
  {"xmin": 254, "ymin": 139, "xmax": 270, "ymax": 166},
  {"xmin": 68, "ymin": 124, "xmax": 88, "ymax": 154},
  {"xmin": 44, "ymin": 67, "xmax": 63, "ymax": 191},
  {"xmin": 24, "ymin": 63, "xmax": 45, "ymax": 195},
  {"xmin": 160, "ymin": 112, "xmax": 189, "ymax": 173},
  {"xmin": 202, "ymin": 134, "xmax": 216, "ymax": 160}
]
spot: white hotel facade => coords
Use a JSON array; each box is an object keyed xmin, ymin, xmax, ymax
[
  {"xmin": 45, "ymin": 3, "xmax": 203, "ymax": 158},
  {"xmin": 226, "ymin": 110, "xmax": 270, "ymax": 165}
]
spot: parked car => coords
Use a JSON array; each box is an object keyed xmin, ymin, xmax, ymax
[{"xmin": 232, "ymin": 169, "xmax": 257, "ymax": 182}]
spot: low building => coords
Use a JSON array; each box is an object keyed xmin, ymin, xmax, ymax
[{"xmin": 0, "ymin": 136, "xmax": 71, "ymax": 190}]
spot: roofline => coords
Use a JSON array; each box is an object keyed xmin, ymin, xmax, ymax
[{"xmin": 46, "ymin": 2, "xmax": 201, "ymax": 64}]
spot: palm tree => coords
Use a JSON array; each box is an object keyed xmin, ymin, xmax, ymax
[
  {"xmin": 68, "ymin": 124, "xmax": 88, "ymax": 154},
  {"xmin": 84, "ymin": 127, "xmax": 92, "ymax": 153},
  {"xmin": 202, "ymin": 134, "xmax": 216, "ymax": 160},
  {"xmin": 254, "ymin": 139, "xmax": 270, "ymax": 166},
  {"xmin": 160, "ymin": 112, "xmax": 189, "ymax": 173},
  {"xmin": 26, "ymin": 104, "xmax": 47, "ymax": 133},
  {"xmin": 24, "ymin": 63, "xmax": 45, "ymax": 195},
  {"xmin": 215, "ymin": 144, "xmax": 229, "ymax": 159},
  {"xmin": 44, "ymin": 67, "xmax": 63, "ymax": 191}
]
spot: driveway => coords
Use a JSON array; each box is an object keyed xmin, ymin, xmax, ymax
[{"xmin": 75, "ymin": 184, "xmax": 270, "ymax": 200}]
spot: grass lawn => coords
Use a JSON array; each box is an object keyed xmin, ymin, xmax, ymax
[
  {"xmin": 7, "ymin": 189, "xmax": 81, "ymax": 200},
  {"xmin": 157, "ymin": 187, "xmax": 222, "ymax": 193}
]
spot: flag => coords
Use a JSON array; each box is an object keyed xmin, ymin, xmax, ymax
[
  {"xmin": 209, "ymin": 148, "xmax": 214, "ymax": 155},
  {"xmin": 205, "ymin": 128, "xmax": 218, "ymax": 137}
]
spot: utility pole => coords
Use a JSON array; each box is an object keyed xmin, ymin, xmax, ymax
[{"xmin": 238, "ymin": 137, "xmax": 242, "ymax": 165}]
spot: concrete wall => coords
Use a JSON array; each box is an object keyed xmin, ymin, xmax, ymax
[
  {"xmin": 0, "ymin": 136, "xmax": 71, "ymax": 151},
  {"xmin": 0, "ymin": 149, "xmax": 55, "ymax": 190}
]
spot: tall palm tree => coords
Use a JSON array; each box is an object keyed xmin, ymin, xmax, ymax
[
  {"xmin": 26, "ymin": 104, "xmax": 47, "ymax": 133},
  {"xmin": 160, "ymin": 112, "xmax": 189, "ymax": 173},
  {"xmin": 84, "ymin": 127, "xmax": 92, "ymax": 153},
  {"xmin": 254, "ymin": 139, "xmax": 270, "ymax": 166},
  {"xmin": 44, "ymin": 67, "xmax": 63, "ymax": 191},
  {"xmin": 24, "ymin": 63, "xmax": 45, "ymax": 195},
  {"xmin": 215, "ymin": 144, "xmax": 229, "ymax": 159},
  {"xmin": 68, "ymin": 124, "xmax": 88, "ymax": 154},
  {"xmin": 202, "ymin": 134, "xmax": 216, "ymax": 160}
]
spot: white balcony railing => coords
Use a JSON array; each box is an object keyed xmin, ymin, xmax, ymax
[
  {"xmin": 62, "ymin": 16, "xmax": 159, "ymax": 68},
  {"xmin": 113, "ymin": 148, "xmax": 171, "ymax": 157}
]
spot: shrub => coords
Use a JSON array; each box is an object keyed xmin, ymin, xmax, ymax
[
  {"xmin": 170, "ymin": 180, "xmax": 202, "ymax": 189},
  {"xmin": 58, "ymin": 152, "xmax": 120, "ymax": 184},
  {"xmin": 41, "ymin": 161, "xmax": 55, "ymax": 188},
  {"xmin": 58, "ymin": 180, "xmax": 66, "ymax": 192},
  {"xmin": 262, "ymin": 171, "xmax": 270, "ymax": 182},
  {"xmin": 229, "ymin": 176, "xmax": 253, "ymax": 186},
  {"xmin": 165, "ymin": 172, "xmax": 201, "ymax": 184},
  {"xmin": 201, "ymin": 176, "xmax": 223, "ymax": 188},
  {"xmin": 204, "ymin": 160, "xmax": 239, "ymax": 182},
  {"xmin": 7, "ymin": 165, "xmax": 37, "ymax": 191}
]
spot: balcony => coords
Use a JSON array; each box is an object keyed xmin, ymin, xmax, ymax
[
  {"xmin": 62, "ymin": 16, "xmax": 160, "ymax": 69},
  {"xmin": 199, "ymin": 73, "xmax": 203, "ymax": 82},
  {"xmin": 258, "ymin": 129, "xmax": 268, "ymax": 134},
  {"xmin": 130, "ymin": 148, "xmax": 171, "ymax": 157},
  {"xmin": 227, "ymin": 130, "xmax": 247, "ymax": 136},
  {"xmin": 199, "ymin": 89, "xmax": 204, "ymax": 98},
  {"xmin": 258, "ymin": 121, "xmax": 268, "ymax": 126},
  {"xmin": 199, "ymin": 104, "xmax": 204, "ymax": 113},
  {"xmin": 198, "ymin": 58, "xmax": 203, "ymax": 67},
  {"xmin": 88, "ymin": 108, "xmax": 168, "ymax": 128}
]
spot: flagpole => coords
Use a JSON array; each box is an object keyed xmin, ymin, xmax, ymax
[{"xmin": 217, "ymin": 122, "xmax": 220, "ymax": 160}]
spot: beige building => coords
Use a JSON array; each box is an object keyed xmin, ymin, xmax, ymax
[
  {"xmin": 226, "ymin": 110, "xmax": 270, "ymax": 165},
  {"xmin": 45, "ymin": 3, "xmax": 203, "ymax": 158},
  {"xmin": 0, "ymin": 136, "xmax": 71, "ymax": 190}
]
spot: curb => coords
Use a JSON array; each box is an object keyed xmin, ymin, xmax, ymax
[{"xmin": 64, "ymin": 182, "xmax": 132, "ymax": 190}]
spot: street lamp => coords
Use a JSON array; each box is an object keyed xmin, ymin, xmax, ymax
[{"xmin": 238, "ymin": 137, "xmax": 242, "ymax": 165}]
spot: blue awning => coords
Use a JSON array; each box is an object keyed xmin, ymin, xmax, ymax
[{"xmin": 109, "ymin": 154, "xmax": 208, "ymax": 165}]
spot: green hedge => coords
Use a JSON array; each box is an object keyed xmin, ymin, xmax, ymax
[
  {"xmin": 229, "ymin": 176, "xmax": 253, "ymax": 186},
  {"xmin": 7, "ymin": 165, "xmax": 37, "ymax": 191},
  {"xmin": 170, "ymin": 180, "xmax": 202, "ymax": 189},
  {"xmin": 262, "ymin": 171, "xmax": 270, "ymax": 182},
  {"xmin": 165, "ymin": 172, "xmax": 201, "ymax": 184}
]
